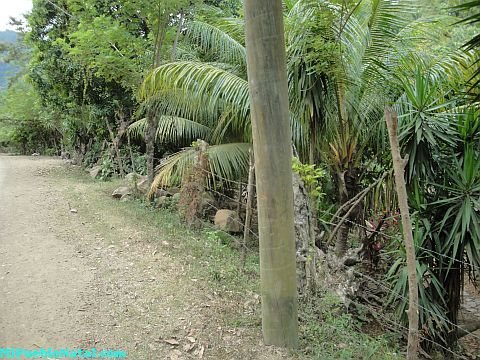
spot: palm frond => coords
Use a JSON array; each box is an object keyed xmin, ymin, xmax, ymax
[
  {"xmin": 127, "ymin": 117, "xmax": 147, "ymax": 139},
  {"xmin": 127, "ymin": 115, "xmax": 212, "ymax": 145},
  {"xmin": 157, "ymin": 115, "xmax": 212, "ymax": 144},
  {"xmin": 139, "ymin": 61, "xmax": 250, "ymax": 130},
  {"xmin": 149, "ymin": 142, "xmax": 251, "ymax": 196},
  {"xmin": 184, "ymin": 20, "xmax": 246, "ymax": 68}
]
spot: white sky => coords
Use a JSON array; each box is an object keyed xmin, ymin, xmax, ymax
[{"xmin": 0, "ymin": 0, "xmax": 32, "ymax": 31}]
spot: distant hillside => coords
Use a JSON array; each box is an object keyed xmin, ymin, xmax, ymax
[
  {"xmin": 0, "ymin": 31, "xmax": 20, "ymax": 90},
  {"xmin": 0, "ymin": 30, "xmax": 18, "ymax": 43}
]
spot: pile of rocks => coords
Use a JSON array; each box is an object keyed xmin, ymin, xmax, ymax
[{"xmin": 109, "ymin": 172, "xmax": 244, "ymax": 234}]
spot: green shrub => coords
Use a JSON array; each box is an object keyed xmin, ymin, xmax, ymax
[
  {"xmin": 299, "ymin": 293, "xmax": 402, "ymax": 360},
  {"xmin": 99, "ymin": 154, "xmax": 114, "ymax": 180}
]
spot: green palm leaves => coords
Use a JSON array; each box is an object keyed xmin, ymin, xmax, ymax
[
  {"xmin": 434, "ymin": 145, "xmax": 480, "ymax": 269},
  {"xmin": 398, "ymin": 68, "xmax": 457, "ymax": 181},
  {"xmin": 128, "ymin": 116, "xmax": 212, "ymax": 145},
  {"xmin": 185, "ymin": 20, "xmax": 246, "ymax": 68},
  {"xmin": 140, "ymin": 62, "xmax": 249, "ymax": 129},
  {"xmin": 148, "ymin": 142, "xmax": 251, "ymax": 193}
]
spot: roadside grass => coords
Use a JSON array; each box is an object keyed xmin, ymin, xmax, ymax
[
  {"xmin": 299, "ymin": 294, "xmax": 403, "ymax": 359},
  {"xmin": 51, "ymin": 164, "xmax": 403, "ymax": 360}
]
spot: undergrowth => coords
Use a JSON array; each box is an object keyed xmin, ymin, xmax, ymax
[{"xmin": 52, "ymin": 164, "xmax": 403, "ymax": 360}]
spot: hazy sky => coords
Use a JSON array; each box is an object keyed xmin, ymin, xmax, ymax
[{"xmin": 0, "ymin": 0, "xmax": 32, "ymax": 31}]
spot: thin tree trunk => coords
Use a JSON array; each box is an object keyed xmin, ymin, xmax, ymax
[
  {"xmin": 105, "ymin": 119, "xmax": 120, "ymax": 175},
  {"xmin": 236, "ymin": 181, "xmax": 243, "ymax": 215},
  {"xmin": 241, "ymin": 149, "xmax": 255, "ymax": 268},
  {"xmin": 385, "ymin": 107, "xmax": 419, "ymax": 360},
  {"xmin": 335, "ymin": 170, "xmax": 350, "ymax": 256},
  {"xmin": 308, "ymin": 115, "xmax": 319, "ymax": 259},
  {"xmin": 153, "ymin": 11, "xmax": 168, "ymax": 69},
  {"xmin": 146, "ymin": 10, "xmax": 168, "ymax": 188},
  {"xmin": 145, "ymin": 115, "xmax": 157, "ymax": 186},
  {"xmin": 171, "ymin": 12, "xmax": 184, "ymax": 61},
  {"xmin": 245, "ymin": 0, "xmax": 298, "ymax": 348},
  {"xmin": 127, "ymin": 134, "xmax": 136, "ymax": 174}
]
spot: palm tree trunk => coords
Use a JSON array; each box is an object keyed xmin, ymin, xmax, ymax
[{"xmin": 245, "ymin": 0, "xmax": 298, "ymax": 348}]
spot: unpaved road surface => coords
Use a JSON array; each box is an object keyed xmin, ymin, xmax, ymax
[
  {"xmin": 0, "ymin": 156, "xmax": 92, "ymax": 346},
  {"xmin": 0, "ymin": 155, "xmax": 289, "ymax": 359}
]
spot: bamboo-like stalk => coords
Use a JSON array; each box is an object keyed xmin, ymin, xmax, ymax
[
  {"xmin": 244, "ymin": 0, "xmax": 298, "ymax": 348},
  {"xmin": 385, "ymin": 107, "xmax": 419, "ymax": 360}
]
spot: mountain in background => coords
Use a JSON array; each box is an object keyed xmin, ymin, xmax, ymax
[{"xmin": 0, "ymin": 30, "xmax": 20, "ymax": 90}]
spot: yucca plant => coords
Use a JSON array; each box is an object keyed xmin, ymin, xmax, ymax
[
  {"xmin": 396, "ymin": 67, "xmax": 458, "ymax": 183},
  {"xmin": 386, "ymin": 218, "xmax": 449, "ymax": 345},
  {"xmin": 428, "ymin": 143, "xmax": 480, "ymax": 346},
  {"xmin": 395, "ymin": 53, "xmax": 480, "ymax": 348}
]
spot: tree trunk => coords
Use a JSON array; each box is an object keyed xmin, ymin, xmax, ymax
[
  {"xmin": 153, "ymin": 11, "xmax": 168, "ymax": 68},
  {"xmin": 385, "ymin": 107, "xmax": 419, "ymax": 360},
  {"xmin": 145, "ymin": 115, "xmax": 157, "ymax": 186},
  {"xmin": 236, "ymin": 181, "xmax": 243, "ymax": 215},
  {"xmin": 244, "ymin": 0, "xmax": 298, "ymax": 348},
  {"xmin": 171, "ymin": 12, "xmax": 184, "ymax": 61},
  {"xmin": 241, "ymin": 149, "xmax": 255, "ymax": 268},
  {"xmin": 146, "ymin": 10, "xmax": 168, "ymax": 188},
  {"xmin": 308, "ymin": 115, "xmax": 319, "ymax": 257},
  {"xmin": 335, "ymin": 170, "xmax": 350, "ymax": 257},
  {"xmin": 106, "ymin": 112, "xmax": 129, "ymax": 177}
]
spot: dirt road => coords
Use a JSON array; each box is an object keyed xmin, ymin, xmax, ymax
[
  {"xmin": 0, "ymin": 156, "xmax": 92, "ymax": 347},
  {"xmin": 0, "ymin": 155, "xmax": 288, "ymax": 359}
]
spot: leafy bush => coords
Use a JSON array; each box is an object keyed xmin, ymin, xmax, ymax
[
  {"xmin": 83, "ymin": 141, "xmax": 103, "ymax": 168},
  {"xmin": 44, "ymin": 148, "xmax": 57, "ymax": 156},
  {"xmin": 121, "ymin": 146, "xmax": 147, "ymax": 175},
  {"xmin": 292, "ymin": 157, "xmax": 326, "ymax": 198},
  {"xmin": 99, "ymin": 154, "xmax": 114, "ymax": 180}
]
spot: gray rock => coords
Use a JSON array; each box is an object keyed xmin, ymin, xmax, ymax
[
  {"xmin": 136, "ymin": 178, "xmax": 150, "ymax": 194},
  {"xmin": 201, "ymin": 192, "xmax": 217, "ymax": 217},
  {"xmin": 202, "ymin": 192, "xmax": 216, "ymax": 204},
  {"xmin": 155, "ymin": 189, "xmax": 169, "ymax": 198},
  {"xmin": 125, "ymin": 172, "xmax": 140, "ymax": 183},
  {"xmin": 120, "ymin": 193, "xmax": 133, "ymax": 202},
  {"xmin": 112, "ymin": 186, "xmax": 132, "ymax": 199},
  {"xmin": 214, "ymin": 209, "xmax": 242, "ymax": 233},
  {"xmin": 155, "ymin": 196, "xmax": 168, "ymax": 208},
  {"xmin": 125, "ymin": 173, "xmax": 149, "ymax": 194},
  {"xmin": 89, "ymin": 166, "xmax": 101, "ymax": 179},
  {"xmin": 167, "ymin": 186, "xmax": 181, "ymax": 195}
]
